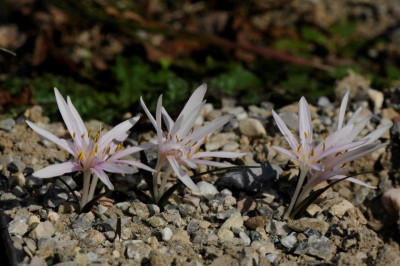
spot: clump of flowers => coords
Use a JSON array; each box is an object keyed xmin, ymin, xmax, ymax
[
  {"xmin": 272, "ymin": 91, "xmax": 392, "ymax": 218},
  {"xmin": 140, "ymin": 84, "xmax": 246, "ymax": 203},
  {"xmin": 26, "ymin": 88, "xmax": 154, "ymax": 208}
]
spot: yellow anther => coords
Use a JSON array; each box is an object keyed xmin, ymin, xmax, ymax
[
  {"xmin": 187, "ymin": 153, "xmax": 192, "ymax": 158},
  {"xmin": 89, "ymin": 149, "xmax": 95, "ymax": 158},
  {"xmin": 88, "ymin": 129, "xmax": 92, "ymax": 138},
  {"xmin": 94, "ymin": 133, "xmax": 100, "ymax": 143},
  {"xmin": 322, "ymin": 133, "xmax": 327, "ymax": 140},
  {"xmin": 297, "ymin": 143, "xmax": 303, "ymax": 153},
  {"xmin": 194, "ymin": 146, "xmax": 201, "ymax": 154},
  {"xmin": 176, "ymin": 135, "xmax": 179, "ymax": 142},
  {"xmin": 335, "ymin": 152, "xmax": 342, "ymax": 157},
  {"xmin": 81, "ymin": 134, "xmax": 84, "ymax": 138},
  {"xmin": 78, "ymin": 151, "xmax": 85, "ymax": 161},
  {"xmin": 73, "ymin": 132, "xmax": 76, "ymax": 138},
  {"xmin": 203, "ymin": 135, "xmax": 208, "ymax": 143},
  {"xmin": 303, "ymin": 152, "xmax": 307, "ymax": 159},
  {"xmin": 101, "ymin": 125, "xmax": 106, "ymax": 132},
  {"xmin": 341, "ymin": 163, "xmax": 347, "ymax": 168},
  {"xmin": 105, "ymin": 146, "xmax": 111, "ymax": 154},
  {"xmin": 311, "ymin": 148, "xmax": 315, "ymax": 157},
  {"xmin": 184, "ymin": 140, "xmax": 191, "ymax": 146},
  {"xmin": 304, "ymin": 131, "xmax": 308, "ymax": 138},
  {"xmin": 116, "ymin": 142, "xmax": 123, "ymax": 152},
  {"xmin": 322, "ymin": 143, "xmax": 326, "ymax": 152},
  {"xmin": 291, "ymin": 129, "xmax": 296, "ymax": 134},
  {"xmin": 94, "ymin": 145, "xmax": 98, "ymax": 153}
]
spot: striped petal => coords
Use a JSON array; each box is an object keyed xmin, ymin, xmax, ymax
[
  {"xmin": 91, "ymin": 167, "xmax": 114, "ymax": 190},
  {"xmin": 33, "ymin": 162, "xmax": 80, "ymax": 178},
  {"xmin": 272, "ymin": 110, "xmax": 299, "ymax": 151},
  {"xmin": 167, "ymin": 156, "xmax": 200, "ymax": 192}
]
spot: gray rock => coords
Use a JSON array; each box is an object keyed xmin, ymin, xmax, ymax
[
  {"xmin": 280, "ymin": 232, "xmax": 297, "ymax": 249},
  {"xmin": 266, "ymin": 253, "xmax": 277, "ymax": 263},
  {"xmin": 288, "ymin": 218, "xmax": 329, "ymax": 235},
  {"xmin": 147, "ymin": 204, "xmax": 160, "ymax": 215},
  {"xmin": 294, "ymin": 235, "xmax": 332, "ymax": 260},
  {"xmin": 129, "ymin": 201, "xmax": 150, "ymax": 219},
  {"xmin": 277, "ymin": 112, "xmax": 298, "ymax": 132},
  {"xmin": 126, "ymin": 242, "xmax": 152, "ymax": 262},
  {"xmin": 38, "ymin": 237, "xmax": 57, "ymax": 250},
  {"xmin": 216, "ymin": 163, "xmax": 282, "ymax": 193},
  {"xmin": 197, "ymin": 181, "xmax": 219, "ymax": 200},
  {"xmin": 30, "ymin": 221, "xmax": 55, "ymax": 239},
  {"xmin": 318, "ymin": 96, "xmax": 334, "ymax": 110},
  {"xmin": 270, "ymin": 220, "xmax": 291, "ymax": 237},
  {"xmin": 8, "ymin": 219, "xmax": 29, "ymax": 235},
  {"xmin": 0, "ymin": 118, "xmax": 15, "ymax": 131},
  {"xmin": 161, "ymin": 227, "xmax": 173, "ymax": 241},
  {"xmin": 178, "ymin": 203, "xmax": 196, "ymax": 217},
  {"xmin": 161, "ymin": 209, "xmax": 181, "ymax": 222},
  {"xmin": 239, "ymin": 231, "xmax": 251, "ymax": 245},
  {"xmin": 72, "ymin": 212, "xmax": 95, "ymax": 230},
  {"xmin": 55, "ymin": 175, "xmax": 77, "ymax": 190},
  {"xmin": 221, "ymin": 212, "xmax": 243, "ymax": 229},
  {"xmin": 115, "ymin": 201, "xmax": 131, "ymax": 211},
  {"xmin": 148, "ymin": 216, "xmax": 167, "ymax": 228},
  {"xmin": 239, "ymin": 118, "xmax": 266, "ymax": 137},
  {"xmin": 187, "ymin": 220, "xmax": 200, "ymax": 234}
]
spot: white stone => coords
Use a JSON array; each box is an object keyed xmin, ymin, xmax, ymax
[
  {"xmin": 197, "ymin": 181, "xmax": 219, "ymax": 200},
  {"xmin": 239, "ymin": 118, "xmax": 266, "ymax": 137},
  {"xmin": 161, "ymin": 227, "xmax": 173, "ymax": 241}
]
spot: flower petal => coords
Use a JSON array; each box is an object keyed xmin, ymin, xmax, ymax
[
  {"xmin": 156, "ymin": 95, "xmax": 163, "ymax": 148},
  {"xmin": 191, "ymin": 151, "xmax": 246, "ymax": 159},
  {"xmin": 91, "ymin": 167, "xmax": 114, "ymax": 190},
  {"xmin": 26, "ymin": 120, "xmax": 76, "ymax": 155},
  {"xmin": 272, "ymin": 110, "xmax": 299, "ymax": 151},
  {"xmin": 183, "ymin": 115, "xmax": 232, "ymax": 144},
  {"xmin": 116, "ymin": 159, "xmax": 156, "ymax": 172},
  {"xmin": 167, "ymin": 156, "xmax": 200, "ymax": 192},
  {"xmin": 337, "ymin": 90, "xmax": 349, "ymax": 130},
  {"xmin": 67, "ymin": 96, "xmax": 87, "ymax": 139},
  {"xmin": 33, "ymin": 162, "xmax": 80, "ymax": 178},
  {"xmin": 162, "ymin": 107, "xmax": 174, "ymax": 133},
  {"xmin": 110, "ymin": 142, "xmax": 156, "ymax": 161},
  {"xmin": 298, "ymin": 97, "xmax": 313, "ymax": 153},
  {"xmin": 329, "ymin": 175, "xmax": 376, "ymax": 188},
  {"xmin": 176, "ymin": 101, "xmax": 205, "ymax": 139},
  {"xmin": 54, "ymin": 88, "xmax": 79, "ymax": 139},
  {"xmin": 97, "ymin": 116, "xmax": 139, "ymax": 149},
  {"xmin": 175, "ymin": 84, "xmax": 207, "ymax": 127},
  {"xmin": 361, "ymin": 122, "xmax": 392, "ymax": 144},
  {"xmin": 191, "ymin": 159, "xmax": 235, "ymax": 168},
  {"xmin": 140, "ymin": 96, "xmax": 156, "ymax": 128},
  {"xmin": 272, "ymin": 146, "xmax": 298, "ymax": 161},
  {"xmin": 96, "ymin": 162, "xmax": 138, "ymax": 174},
  {"xmin": 346, "ymin": 106, "xmax": 362, "ymax": 126}
]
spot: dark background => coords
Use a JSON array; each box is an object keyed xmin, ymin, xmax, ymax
[{"xmin": 1, "ymin": 0, "xmax": 400, "ymax": 124}]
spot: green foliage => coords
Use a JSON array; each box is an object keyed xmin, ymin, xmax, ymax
[
  {"xmin": 301, "ymin": 26, "xmax": 326, "ymax": 45},
  {"xmin": 210, "ymin": 65, "xmax": 262, "ymax": 104},
  {"xmin": 112, "ymin": 55, "xmax": 190, "ymax": 111},
  {"xmin": 329, "ymin": 21, "xmax": 357, "ymax": 38}
]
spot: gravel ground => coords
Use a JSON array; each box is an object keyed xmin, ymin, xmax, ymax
[{"xmin": 1, "ymin": 72, "xmax": 400, "ymax": 265}]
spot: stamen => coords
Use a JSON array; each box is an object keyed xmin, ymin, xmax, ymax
[
  {"xmin": 184, "ymin": 140, "xmax": 191, "ymax": 146},
  {"xmin": 303, "ymin": 152, "xmax": 307, "ymax": 159},
  {"xmin": 290, "ymin": 129, "xmax": 296, "ymax": 134},
  {"xmin": 304, "ymin": 131, "xmax": 308, "ymax": 138},
  {"xmin": 187, "ymin": 153, "xmax": 192, "ymax": 158},
  {"xmin": 203, "ymin": 135, "xmax": 208, "ymax": 143},
  {"xmin": 297, "ymin": 143, "xmax": 303, "ymax": 153},
  {"xmin": 89, "ymin": 149, "xmax": 95, "ymax": 158},
  {"xmin": 101, "ymin": 125, "xmax": 106, "ymax": 132},
  {"xmin": 81, "ymin": 134, "xmax": 84, "ymax": 139},
  {"xmin": 341, "ymin": 163, "xmax": 347, "ymax": 168},
  {"xmin": 88, "ymin": 129, "xmax": 92, "ymax": 138},
  {"xmin": 322, "ymin": 143, "xmax": 326, "ymax": 152},
  {"xmin": 94, "ymin": 145, "xmax": 98, "ymax": 153},
  {"xmin": 78, "ymin": 151, "xmax": 85, "ymax": 161},
  {"xmin": 311, "ymin": 148, "xmax": 315, "ymax": 157},
  {"xmin": 176, "ymin": 135, "xmax": 179, "ymax": 142},
  {"xmin": 72, "ymin": 132, "xmax": 76, "ymax": 138},
  {"xmin": 116, "ymin": 143, "xmax": 123, "ymax": 152},
  {"xmin": 335, "ymin": 152, "xmax": 342, "ymax": 157},
  {"xmin": 322, "ymin": 133, "xmax": 327, "ymax": 140},
  {"xmin": 194, "ymin": 146, "xmax": 201, "ymax": 154},
  {"xmin": 105, "ymin": 146, "xmax": 111, "ymax": 154},
  {"xmin": 94, "ymin": 133, "xmax": 100, "ymax": 143}
]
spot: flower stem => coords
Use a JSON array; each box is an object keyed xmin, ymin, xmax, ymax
[
  {"xmin": 81, "ymin": 170, "xmax": 91, "ymax": 209},
  {"xmin": 87, "ymin": 174, "xmax": 98, "ymax": 203},
  {"xmin": 152, "ymin": 160, "xmax": 163, "ymax": 203},
  {"xmin": 284, "ymin": 167, "xmax": 308, "ymax": 219},
  {"xmin": 157, "ymin": 166, "xmax": 172, "ymax": 203}
]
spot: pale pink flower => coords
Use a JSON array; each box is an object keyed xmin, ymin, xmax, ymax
[
  {"xmin": 141, "ymin": 84, "xmax": 245, "ymax": 201},
  {"xmin": 26, "ymin": 88, "xmax": 154, "ymax": 207}
]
